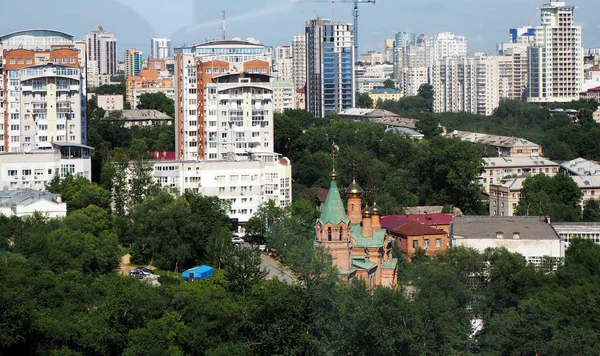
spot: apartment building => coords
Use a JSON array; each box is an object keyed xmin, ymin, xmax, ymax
[
  {"xmin": 432, "ymin": 54, "xmax": 513, "ymax": 116},
  {"xmin": 95, "ymin": 94, "xmax": 123, "ymax": 111},
  {"xmin": 150, "ymin": 38, "xmax": 171, "ymax": 59},
  {"xmin": 527, "ymin": 1, "xmax": 583, "ymax": 103},
  {"xmin": 368, "ymin": 88, "xmax": 403, "ymax": 105},
  {"xmin": 83, "ymin": 26, "xmax": 117, "ymax": 75},
  {"xmin": 291, "ymin": 35, "xmax": 306, "ymax": 90},
  {"xmin": 306, "ymin": 18, "xmax": 355, "ymax": 118},
  {"xmin": 560, "ymin": 158, "xmax": 600, "ymax": 176},
  {"xmin": 0, "ymin": 142, "xmax": 92, "ymax": 190},
  {"xmin": 480, "ymin": 156, "xmax": 559, "ymax": 193},
  {"xmin": 0, "ymin": 29, "xmax": 88, "ymax": 152},
  {"xmin": 174, "ymin": 39, "xmax": 274, "ymax": 161},
  {"xmin": 126, "ymin": 69, "xmax": 174, "ymax": 108},
  {"xmin": 489, "ymin": 177, "xmax": 526, "ymax": 216},
  {"xmin": 124, "ymin": 48, "xmax": 143, "ymax": 77},
  {"xmin": 497, "ymin": 42, "xmax": 530, "ymax": 100},
  {"xmin": 433, "ymin": 32, "xmax": 467, "ymax": 60},
  {"xmin": 274, "ymin": 45, "xmax": 293, "ymax": 82},
  {"xmin": 553, "ymin": 222, "xmax": 600, "ymax": 248},
  {"xmin": 445, "ymin": 130, "xmax": 543, "ymax": 157},
  {"xmin": 0, "ymin": 188, "xmax": 66, "ymax": 218},
  {"xmin": 394, "ymin": 35, "xmax": 433, "ymax": 96},
  {"xmin": 359, "ymin": 51, "xmax": 385, "ymax": 65},
  {"xmin": 272, "ymin": 81, "xmax": 295, "ymax": 113},
  {"xmin": 150, "ymin": 152, "xmax": 291, "ymax": 227},
  {"xmin": 383, "ymin": 38, "xmax": 395, "ymax": 63},
  {"xmin": 356, "ymin": 63, "xmax": 395, "ymax": 93}
]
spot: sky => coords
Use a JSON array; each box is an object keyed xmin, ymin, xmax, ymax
[{"xmin": 1, "ymin": 0, "xmax": 599, "ymax": 59}]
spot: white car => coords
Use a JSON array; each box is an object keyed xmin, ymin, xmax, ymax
[{"xmin": 231, "ymin": 236, "xmax": 245, "ymax": 245}]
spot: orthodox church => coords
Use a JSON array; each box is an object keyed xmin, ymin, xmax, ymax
[{"xmin": 315, "ymin": 169, "xmax": 398, "ymax": 288}]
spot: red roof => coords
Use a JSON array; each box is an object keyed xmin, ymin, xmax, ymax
[
  {"xmin": 383, "ymin": 213, "xmax": 452, "ymax": 227},
  {"xmin": 150, "ymin": 151, "xmax": 176, "ymax": 161},
  {"xmin": 380, "ymin": 216, "xmax": 411, "ymax": 231},
  {"xmin": 392, "ymin": 221, "xmax": 446, "ymax": 236}
]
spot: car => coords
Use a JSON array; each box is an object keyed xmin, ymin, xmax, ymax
[
  {"xmin": 257, "ymin": 244, "xmax": 267, "ymax": 252},
  {"xmin": 231, "ymin": 236, "xmax": 245, "ymax": 245},
  {"xmin": 136, "ymin": 267, "xmax": 155, "ymax": 274},
  {"xmin": 129, "ymin": 269, "xmax": 148, "ymax": 279}
]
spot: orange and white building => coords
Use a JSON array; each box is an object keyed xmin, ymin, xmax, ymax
[
  {"xmin": 173, "ymin": 39, "xmax": 274, "ymax": 161},
  {"xmin": 0, "ymin": 29, "xmax": 88, "ymax": 152}
]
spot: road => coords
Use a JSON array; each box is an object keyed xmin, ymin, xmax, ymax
[{"xmin": 260, "ymin": 254, "xmax": 296, "ymax": 284}]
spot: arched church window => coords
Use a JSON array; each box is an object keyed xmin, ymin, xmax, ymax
[{"xmin": 328, "ymin": 227, "xmax": 332, "ymax": 241}]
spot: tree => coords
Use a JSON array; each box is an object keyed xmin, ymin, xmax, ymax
[
  {"xmin": 356, "ymin": 92, "xmax": 373, "ymax": 108},
  {"xmin": 222, "ymin": 247, "xmax": 267, "ymax": 297},
  {"xmin": 137, "ymin": 92, "xmax": 175, "ymax": 118},
  {"xmin": 415, "ymin": 114, "xmax": 442, "ymax": 138},
  {"xmin": 583, "ymin": 199, "xmax": 600, "ymax": 222},
  {"xmin": 417, "ymin": 83, "xmax": 433, "ymax": 100},
  {"xmin": 515, "ymin": 174, "xmax": 582, "ymax": 222},
  {"xmin": 383, "ymin": 79, "xmax": 395, "ymax": 89},
  {"xmin": 577, "ymin": 108, "xmax": 595, "ymax": 125},
  {"xmin": 244, "ymin": 200, "xmax": 286, "ymax": 244}
]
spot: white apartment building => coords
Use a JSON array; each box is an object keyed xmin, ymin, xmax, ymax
[
  {"xmin": 497, "ymin": 42, "xmax": 530, "ymax": 100},
  {"xmin": 292, "ymin": 35, "xmax": 307, "ymax": 90},
  {"xmin": 527, "ymin": 1, "xmax": 583, "ymax": 103},
  {"xmin": 433, "ymin": 32, "xmax": 467, "ymax": 60},
  {"xmin": 359, "ymin": 51, "xmax": 385, "ymax": 65},
  {"xmin": 394, "ymin": 35, "xmax": 433, "ymax": 96},
  {"xmin": 0, "ymin": 188, "xmax": 66, "ymax": 218},
  {"xmin": 0, "ymin": 29, "xmax": 88, "ymax": 152},
  {"xmin": 274, "ymin": 45, "xmax": 293, "ymax": 82},
  {"xmin": 272, "ymin": 81, "xmax": 295, "ymax": 113},
  {"xmin": 150, "ymin": 152, "xmax": 292, "ymax": 227},
  {"xmin": 174, "ymin": 40, "xmax": 274, "ymax": 161},
  {"xmin": 355, "ymin": 64, "xmax": 395, "ymax": 93},
  {"xmin": 0, "ymin": 142, "xmax": 92, "ymax": 191},
  {"xmin": 83, "ymin": 26, "xmax": 117, "ymax": 75},
  {"xmin": 306, "ymin": 18, "xmax": 355, "ymax": 118},
  {"xmin": 432, "ymin": 54, "xmax": 514, "ymax": 116},
  {"xmin": 151, "ymin": 38, "xmax": 171, "ymax": 59},
  {"xmin": 95, "ymin": 94, "xmax": 123, "ymax": 111},
  {"xmin": 489, "ymin": 178, "xmax": 526, "ymax": 217},
  {"xmin": 480, "ymin": 156, "xmax": 559, "ymax": 193}
]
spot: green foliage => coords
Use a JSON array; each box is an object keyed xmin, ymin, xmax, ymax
[
  {"xmin": 137, "ymin": 92, "xmax": 175, "ymax": 118},
  {"xmin": 582, "ymin": 199, "xmax": 600, "ymax": 222},
  {"xmin": 356, "ymin": 92, "xmax": 373, "ymax": 108},
  {"xmin": 46, "ymin": 174, "xmax": 112, "ymax": 213},
  {"xmin": 92, "ymin": 83, "xmax": 125, "ymax": 96},
  {"xmin": 516, "ymin": 174, "xmax": 582, "ymax": 221},
  {"xmin": 382, "ymin": 78, "xmax": 395, "ymax": 89}
]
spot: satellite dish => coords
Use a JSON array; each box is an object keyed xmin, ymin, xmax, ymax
[{"xmin": 24, "ymin": 144, "xmax": 31, "ymax": 154}]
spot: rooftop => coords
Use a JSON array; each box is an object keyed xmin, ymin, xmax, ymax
[
  {"xmin": 383, "ymin": 213, "xmax": 453, "ymax": 228},
  {"xmin": 404, "ymin": 206, "xmax": 463, "ymax": 216},
  {"xmin": 317, "ymin": 178, "xmax": 350, "ymax": 226},
  {"xmin": 350, "ymin": 224, "xmax": 388, "ymax": 248},
  {"xmin": 385, "ymin": 126, "xmax": 424, "ymax": 138},
  {"xmin": 560, "ymin": 158, "xmax": 600, "ymax": 176},
  {"xmin": 0, "ymin": 188, "xmax": 63, "ymax": 207},
  {"xmin": 369, "ymin": 88, "xmax": 401, "ymax": 94},
  {"xmin": 446, "ymin": 130, "xmax": 540, "ymax": 149},
  {"xmin": 571, "ymin": 176, "xmax": 600, "ymax": 189},
  {"xmin": 490, "ymin": 177, "xmax": 527, "ymax": 191},
  {"xmin": 452, "ymin": 216, "xmax": 559, "ymax": 241},
  {"xmin": 484, "ymin": 156, "xmax": 558, "ymax": 168},
  {"xmin": 392, "ymin": 221, "xmax": 447, "ymax": 237},
  {"xmin": 114, "ymin": 110, "xmax": 173, "ymax": 121}
]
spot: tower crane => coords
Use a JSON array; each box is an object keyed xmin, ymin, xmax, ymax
[{"xmin": 297, "ymin": 0, "xmax": 376, "ymax": 61}]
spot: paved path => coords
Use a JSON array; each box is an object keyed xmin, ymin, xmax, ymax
[{"xmin": 260, "ymin": 254, "xmax": 296, "ymax": 284}]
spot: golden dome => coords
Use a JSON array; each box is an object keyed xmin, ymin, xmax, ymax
[
  {"xmin": 372, "ymin": 202, "xmax": 380, "ymax": 215},
  {"xmin": 362, "ymin": 207, "xmax": 372, "ymax": 217},
  {"xmin": 345, "ymin": 178, "xmax": 364, "ymax": 198},
  {"xmin": 330, "ymin": 169, "xmax": 338, "ymax": 181}
]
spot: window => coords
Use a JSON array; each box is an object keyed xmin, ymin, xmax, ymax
[
  {"xmin": 436, "ymin": 239, "xmax": 441, "ymax": 248},
  {"xmin": 412, "ymin": 240, "xmax": 418, "ymax": 249},
  {"xmin": 219, "ymin": 187, "xmax": 225, "ymax": 193},
  {"xmin": 8, "ymin": 170, "xmax": 17, "ymax": 176},
  {"xmin": 22, "ymin": 169, "xmax": 32, "ymax": 176},
  {"xmin": 424, "ymin": 239, "xmax": 429, "ymax": 249},
  {"xmin": 327, "ymin": 227, "xmax": 332, "ymax": 241}
]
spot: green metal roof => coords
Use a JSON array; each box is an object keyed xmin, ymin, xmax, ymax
[
  {"xmin": 317, "ymin": 179, "xmax": 350, "ymax": 226},
  {"xmin": 382, "ymin": 258, "xmax": 399, "ymax": 270},
  {"xmin": 352, "ymin": 257, "xmax": 377, "ymax": 271},
  {"xmin": 350, "ymin": 224, "xmax": 388, "ymax": 248}
]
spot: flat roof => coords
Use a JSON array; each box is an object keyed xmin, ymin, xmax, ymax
[
  {"xmin": 560, "ymin": 158, "xmax": 600, "ymax": 176},
  {"xmin": 51, "ymin": 142, "xmax": 94, "ymax": 150},
  {"xmin": 452, "ymin": 216, "xmax": 559, "ymax": 241},
  {"xmin": 490, "ymin": 178, "xmax": 527, "ymax": 191},
  {"xmin": 447, "ymin": 130, "xmax": 540, "ymax": 149},
  {"xmin": 0, "ymin": 188, "xmax": 62, "ymax": 207},
  {"xmin": 484, "ymin": 156, "xmax": 558, "ymax": 168},
  {"xmin": 0, "ymin": 29, "xmax": 74, "ymax": 41}
]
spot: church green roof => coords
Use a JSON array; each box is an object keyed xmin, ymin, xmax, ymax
[{"xmin": 317, "ymin": 179, "xmax": 350, "ymax": 226}]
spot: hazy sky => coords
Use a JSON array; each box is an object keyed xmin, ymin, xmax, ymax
[{"xmin": 1, "ymin": 0, "xmax": 599, "ymax": 59}]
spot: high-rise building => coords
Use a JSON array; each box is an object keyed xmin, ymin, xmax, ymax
[
  {"xmin": 394, "ymin": 32, "xmax": 417, "ymax": 50},
  {"xmin": 498, "ymin": 42, "xmax": 530, "ymax": 100},
  {"xmin": 0, "ymin": 29, "xmax": 88, "ymax": 152},
  {"xmin": 527, "ymin": 1, "xmax": 583, "ymax": 103},
  {"xmin": 394, "ymin": 35, "xmax": 433, "ymax": 96},
  {"xmin": 432, "ymin": 54, "xmax": 513, "ymax": 116},
  {"xmin": 124, "ymin": 48, "xmax": 143, "ymax": 77},
  {"xmin": 433, "ymin": 32, "xmax": 468, "ymax": 60},
  {"xmin": 83, "ymin": 26, "xmax": 117, "ymax": 75},
  {"xmin": 291, "ymin": 35, "xmax": 306, "ymax": 89},
  {"xmin": 384, "ymin": 38, "xmax": 395, "ymax": 63},
  {"xmin": 150, "ymin": 38, "xmax": 171, "ymax": 59},
  {"xmin": 306, "ymin": 18, "xmax": 355, "ymax": 118},
  {"xmin": 174, "ymin": 39, "xmax": 274, "ymax": 161},
  {"xmin": 274, "ymin": 45, "xmax": 293, "ymax": 82}
]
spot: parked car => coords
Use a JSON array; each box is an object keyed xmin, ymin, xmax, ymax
[
  {"xmin": 257, "ymin": 244, "xmax": 267, "ymax": 252},
  {"xmin": 136, "ymin": 267, "xmax": 155, "ymax": 274},
  {"xmin": 231, "ymin": 236, "xmax": 245, "ymax": 245},
  {"xmin": 130, "ymin": 269, "xmax": 148, "ymax": 279}
]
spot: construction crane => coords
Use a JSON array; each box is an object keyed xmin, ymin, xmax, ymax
[{"xmin": 297, "ymin": 0, "xmax": 376, "ymax": 61}]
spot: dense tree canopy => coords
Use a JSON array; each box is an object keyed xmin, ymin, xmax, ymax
[{"xmin": 515, "ymin": 174, "xmax": 582, "ymax": 222}]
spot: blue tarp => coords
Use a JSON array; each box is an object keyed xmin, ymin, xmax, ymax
[{"xmin": 182, "ymin": 265, "xmax": 213, "ymax": 281}]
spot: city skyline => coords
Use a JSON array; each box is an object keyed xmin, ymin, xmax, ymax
[{"xmin": 1, "ymin": 0, "xmax": 600, "ymax": 59}]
